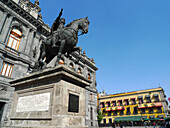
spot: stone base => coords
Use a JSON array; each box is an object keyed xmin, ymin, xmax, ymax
[{"xmin": 6, "ymin": 65, "xmax": 91, "ymax": 128}]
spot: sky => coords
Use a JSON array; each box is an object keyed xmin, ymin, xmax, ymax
[{"xmin": 31, "ymin": 0, "xmax": 170, "ymax": 100}]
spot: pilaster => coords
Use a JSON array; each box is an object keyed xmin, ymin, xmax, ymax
[
  {"xmin": 0, "ymin": 13, "xmax": 14, "ymax": 44},
  {"xmin": 18, "ymin": 27, "xmax": 30, "ymax": 53},
  {"xmin": 24, "ymin": 29, "xmax": 34, "ymax": 55},
  {"xmin": 0, "ymin": 11, "xmax": 8, "ymax": 34}
]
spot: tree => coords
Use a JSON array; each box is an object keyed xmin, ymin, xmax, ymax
[{"xmin": 97, "ymin": 110, "xmax": 103, "ymax": 124}]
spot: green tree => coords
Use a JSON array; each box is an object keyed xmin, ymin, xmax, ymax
[{"xmin": 97, "ymin": 110, "xmax": 103, "ymax": 124}]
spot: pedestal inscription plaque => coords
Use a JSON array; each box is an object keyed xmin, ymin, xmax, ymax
[{"xmin": 16, "ymin": 92, "xmax": 50, "ymax": 112}]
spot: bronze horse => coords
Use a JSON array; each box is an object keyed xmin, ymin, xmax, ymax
[{"xmin": 34, "ymin": 17, "xmax": 90, "ymax": 70}]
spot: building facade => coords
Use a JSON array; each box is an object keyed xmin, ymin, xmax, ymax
[
  {"xmin": 98, "ymin": 87, "xmax": 169, "ymax": 126},
  {"xmin": 0, "ymin": 0, "xmax": 98, "ymax": 127},
  {"xmin": 0, "ymin": 0, "xmax": 50, "ymax": 127}
]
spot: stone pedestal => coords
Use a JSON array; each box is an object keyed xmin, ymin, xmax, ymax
[{"xmin": 6, "ymin": 65, "xmax": 91, "ymax": 128}]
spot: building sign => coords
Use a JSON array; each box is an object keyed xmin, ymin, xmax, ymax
[
  {"xmin": 68, "ymin": 94, "xmax": 79, "ymax": 113},
  {"xmin": 16, "ymin": 92, "xmax": 50, "ymax": 112}
]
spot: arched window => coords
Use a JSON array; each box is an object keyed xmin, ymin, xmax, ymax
[
  {"xmin": 69, "ymin": 63, "xmax": 74, "ymax": 68},
  {"xmin": 59, "ymin": 58, "xmax": 64, "ymax": 65},
  {"xmin": 77, "ymin": 67, "xmax": 81, "ymax": 74},
  {"xmin": 6, "ymin": 28, "xmax": 22, "ymax": 52},
  {"xmin": 87, "ymin": 73, "xmax": 91, "ymax": 80}
]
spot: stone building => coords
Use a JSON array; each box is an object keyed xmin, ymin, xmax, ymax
[
  {"xmin": 0, "ymin": 0, "xmax": 98, "ymax": 127},
  {"xmin": 0, "ymin": 0, "xmax": 50, "ymax": 127}
]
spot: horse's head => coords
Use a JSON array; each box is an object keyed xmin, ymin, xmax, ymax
[{"xmin": 79, "ymin": 17, "xmax": 90, "ymax": 34}]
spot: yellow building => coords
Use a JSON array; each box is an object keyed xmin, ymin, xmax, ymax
[{"xmin": 98, "ymin": 87, "xmax": 169, "ymax": 126}]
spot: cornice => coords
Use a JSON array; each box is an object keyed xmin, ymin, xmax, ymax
[{"xmin": 0, "ymin": 0, "xmax": 50, "ymax": 37}]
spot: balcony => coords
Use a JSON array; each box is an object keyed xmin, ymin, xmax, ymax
[
  {"xmin": 105, "ymin": 106, "xmax": 124, "ymax": 112},
  {"xmin": 138, "ymin": 102, "xmax": 162, "ymax": 108}
]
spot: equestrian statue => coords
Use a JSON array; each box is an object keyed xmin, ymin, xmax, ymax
[{"xmin": 34, "ymin": 9, "xmax": 90, "ymax": 70}]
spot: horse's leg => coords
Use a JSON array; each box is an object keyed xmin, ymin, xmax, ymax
[{"xmin": 55, "ymin": 40, "xmax": 66, "ymax": 65}]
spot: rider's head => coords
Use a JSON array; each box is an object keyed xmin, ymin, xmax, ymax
[{"xmin": 60, "ymin": 18, "xmax": 65, "ymax": 25}]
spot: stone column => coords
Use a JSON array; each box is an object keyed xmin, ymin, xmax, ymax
[
  {"xmin": 0, "ymin": 11, "xmax": 8, "ymax": 34},
  {"xmin": 24, "ymin": 29, "xmax": 34, "ymax": 55},
  {"xmin": 0, "ymin": 13, "xmax": 14, "ymax": 44}
]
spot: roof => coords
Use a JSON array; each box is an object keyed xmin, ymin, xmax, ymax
[{"xmin": 99, "ymin": 87, "xmax": 163, "ymax": 99}]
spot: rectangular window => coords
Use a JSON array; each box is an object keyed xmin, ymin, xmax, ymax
[
  {"xmin": 103, "ymin": 119, "xmax": 106, "ymax": 124},
  {"xmin": 126, "ymin": 107, "xmax": 131, "ymax": 115},
  {"xmin": 106, "ymin": 101, "xmax": 110, "ymax": 107},
  {"xmin": 131, "ymin": 98, "xmax": 136, "ymax": 105},
  {"xmin": 68, "ymin": 94, "xmax": 79, "ymax": 113},
  {"xmin": 112, "ymin": 101, "xmax": 116, "ymax": 106},
  {"xmin": 157, "ymin": 107, "xmax": 162, "ymax": 113},
  {"xmin": 141, "ymin": 109, "xmax": 145, "ymax": 114},
  {"xmin": 0, "ymin": 62, "xmax": 13, "ymax": 77},
  {"xmin": 118, "ymin": 100, "xmax": 122, "ymax": 106},
  {"xmin": 125, "ymin": 99, "xmax": 129, "ymax": 105},
  {"xmin": 90, "ymin": 93, "xmax": 93, "ymax": 101},
  {"xmin": 109, "ymin": 118, "xmax": 112, "ymax": 124},
  {"xmin": 120, "ymin": 110, "xmax": 124, "ymax": 116},
  {"xmin": 133, "ymin": 107, "xmax": 138, "ymax": 114},
  {"xmin": 154, "ymin": 95, "xmax": 160, "ymax": 102},
  {"xmin": 6, "ymin": 31, "xmax": 21, "ymax": 53},
  {"xmin": 113, "ymin": 111, "xmax": 117, "ymax": 116},
  {"xmin": 108, "ymin": 111, "xmax": 111, "ymax": 116},
  {"xmin": 149, "ymin": 108, "xmax": 154, "ymax": 114}
]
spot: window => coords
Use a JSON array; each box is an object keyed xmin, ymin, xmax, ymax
[
  {"xmin": 153, "ymin": 94, "xmax": 160, "ymax": 102},
  {"xmin": 120, "ymin": 110, "xmax": 124, "ymax": 116},
  {"xmin": 106, "ymin": 101, "xmax": 110, "ymax": 107},
  {"xmin": 77, "ymin": 68, "xmax": 81, "ymax": 74},
  {"xmin": 146, "ymin": 95, "xmax": 151, "ymax": 103},
  {"xmin": 90, "ymin": 93, "xmax": 93, "ymax": 101},
  {"xmin": 0, "ymin": 62, "xmax": 13, "ymax": 77},
  {"xmin": 6, "ymin": 28, "xmax": 22, "ymax": 52},
  {"xmin": 100, "ymin": 102, "xmax": 105, "ymax": 108},
  {"xmin": 108, "ymin": 111, "xmax": 111, "ymax": 116},
  {"xmin": 68, "ymin": 94, "xmax": 79, "ymax": 113},
  {"xmin": 133, "ymin": 107, "xmax": 138, "ymax": 114},
  {"xmin": 126, "ymin": 107, "xmax": 131, "ymax": 115},
  {"xmin": 87, "ymin": 73, "xmax": 91, "ymax": 80},
  {"xmin": 138, "ymin": 97, "xmax": 143, "ymax": 104},
  {"xmin": 109, "ymin": 118, "xmax": 112, "ymax": 124},
  {"xmin": 131, "ymin": 98, "xmax": 136, "ymax": 105},
  {"xmin": 103, "ymin": 119, "xmax": 106, "ymax": 124},
  {"xmin": 157, "ymin": 107, "xmax": 162, "ymax": 113},
  {"xmin": 59, "ymin": 59, "xmax": 64, "ymax": 65},
  {"xmin": 125, "ymin": 99, "xmax": 129, "ymax": 105},
  {"xmin": 141, "ymin": 109, "xmax": 145, "ymax": 114},
  {"xmin": 69, "ymin": 63, "xmax": 74, "ymax": 68},
  {"xmin": 149, "ymin": 108, "xmax": 154, "ymax": 114},
  {"xmin": 113, "ymin": 111, "xmax": 117, "ymax": 116},
  {"xmin": 112, "ymin": 101, "xmax": 116, "ymax": 106},
  {"xmin": 118, "ymin": 100, "xmax": 122, "ymax": 106}
]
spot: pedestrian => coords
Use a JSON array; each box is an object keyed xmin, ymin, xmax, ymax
[
  {"xmin": 144, "ymin": 121, "xmax": 147, "ymax": 128},
  {"xmin": 120, "ymin": 123, "xmax": 123, "ymax": 128},
  {"xmin": 153, "ymin": 122, "xmax": 155, "ymax": 128},
  {"xmin": 112, "ymin": 122, "xmax": 115, "ymax": 128}
]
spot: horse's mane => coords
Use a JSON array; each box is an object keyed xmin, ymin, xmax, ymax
[{"xmin": 66, "ymin": 18, "xmax": 84, "ymax": 27}]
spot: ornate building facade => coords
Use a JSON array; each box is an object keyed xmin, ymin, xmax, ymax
[
  {"xmin": 98, "ymin": 87, "xmax": 169, "ymax": 127},
  {"xmin": 0, "ymin": 0, "xmax": 98, "ymax": 128}
]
